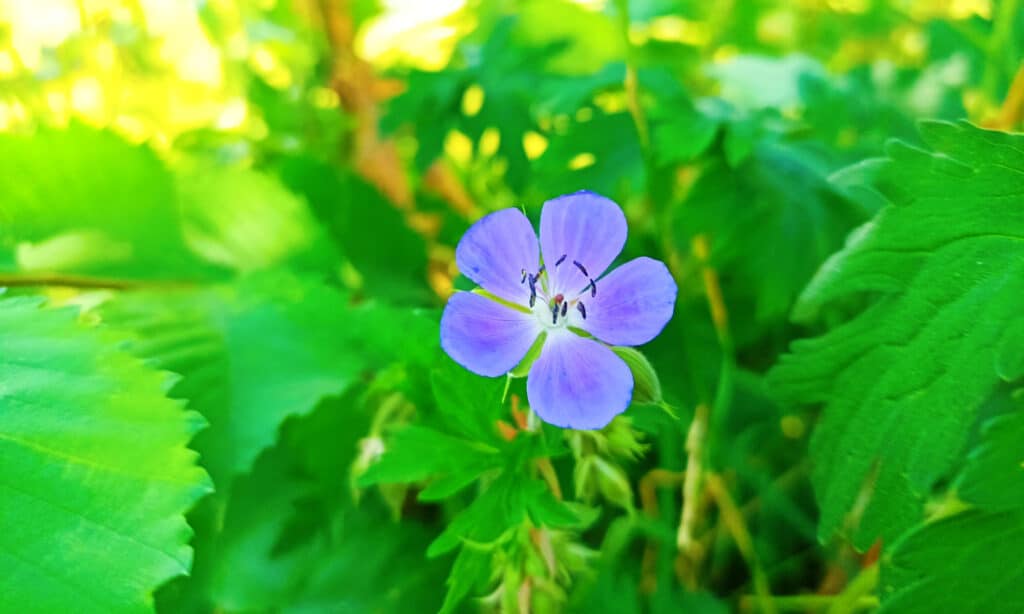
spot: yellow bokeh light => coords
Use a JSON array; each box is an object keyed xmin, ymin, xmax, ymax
[
  {"xmin": 523, "ymin": 131, "xmax": 548, "ymax": 160},
  {"xmin": 648, "ymin": 15, "xmax": 710, "ymax": 47},
  {"xmin": 780, "ymin": 415, "xmax": 806, "ymax": 439},
  {"xmin": 70, "ymin": 76, "xmax": 104, "ymax": 118},
  {"xmin": 358, "ymin": 0, "xmax": 468, "ymax": 70},
  {"xmin": 568, "ymin": 152, "xmax": 596, "ymax": 170},
  {"xmin": 0, "ymin": 50, "xmax": 16, "ymax": 76},
  {"xmin": 215, "ymin": 99, "xmax": 248, "ymax": 130},
  {"xmin": 444, "ymin": 129, "xmax": 473, "ymax": 166},
  {"xmin": 461, "ymin": 84, "xmax": 485, "ymax": 117},
  {"xmin": 478, "ymin": 127, "xmax": 500, "ymax": 157},
  {"xmin": 310, "ymin": 87, "xmax": 340, "ymax": 109}
]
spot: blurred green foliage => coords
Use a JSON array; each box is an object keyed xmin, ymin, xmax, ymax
[{"xmin": 1, "ymin": 0, "xmax": 1023, "ymax": 613}]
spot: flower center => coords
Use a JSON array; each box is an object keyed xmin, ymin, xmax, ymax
[{"xmin": 521, "ymin": 253, "xmax": 596, "ymax": 329}]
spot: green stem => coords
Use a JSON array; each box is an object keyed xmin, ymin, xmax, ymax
[
  {"xmin": 0, "ymin": 273, "xmax": 192, "ymax": 290},
  {"xmin": 983, "ymin": 0, "xmax": 1021, "ymax": 101},
  {"xmin": 826, "ymin": 563, "xmax": 879, "ymax": 614},
  {"xmin": 738, "ymin": 595, "xmax": 879, "ymax": 613}
]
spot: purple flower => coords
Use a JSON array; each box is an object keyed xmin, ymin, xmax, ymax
[{"xmin": 440, "ymin": 191, "xmax": 677, "ymax": 430}]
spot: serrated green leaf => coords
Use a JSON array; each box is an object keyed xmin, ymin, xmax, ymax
[
  {"xmin": 880, "ymin": 510, "xmax": 1024, "ymax": 614},
  {"xmin": 769, "ymin": 121, "xmax": 1024, "ymax": 547},
  {"xmin": 0, "ymin": 297, "xmax": 211, "ymax": 613},
  {"xmin": 103, "ymin": 272, "xmax": 420, "ymax": 484},
  {"xmin": 358, "ymin": 425, "xmax": 501, "ymax": 498},
  {"xmin": 440, "ymin": 546, "xmax": 494, "ymax": 614},
  {"xmin": 956, "ymin": 409, "xmax": 1024, "ymax": 510},
  {"xmin": 427, "ymin": 474, "xmax": 539, "ymax": 557},
  {"xmin": 432, "ymin": 354, "xmax": 510, "ymax": 443}
]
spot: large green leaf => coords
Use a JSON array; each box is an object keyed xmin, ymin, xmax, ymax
[
  {"xmin": 879, "ymin": 510, "xmax": 1024, "ymax": 614},
  {"xmin": 880, "ymin": 403, "xmax": 1024, "ymax": 612},
  {"xmin": 769, "ymin": 121, "xmax": 1024, "ymax": 547},
  {"xmin": 102, "ymin": 272, "xmax": 437, "ymax": 485},
  {"xmin": 956, "ymin": 408, "xmax": 1024, "ymax": 510},
  {"xmin": 175, "ymin": 164, "xmax": 336, "ymax": 274},
  {"xmin": 0, "ymin": 296, "xmax": 211, "ymax": 612},
  {"xmin": 0, "ymin": 124, "xmax": 215, "ymax": 279}
]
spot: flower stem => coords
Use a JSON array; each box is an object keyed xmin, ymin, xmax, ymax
[
  {"xmin": 706, "ymin": 473, "xmax": 777, "ymax": 614},
  {"xmin": 677, "ymin": 235, "xmax": 735, "ymax": 575},
  {"xmin": 535, "ymin": 456, "xmax": 563, "ymax": 501},
  {"xmin": 825, "ymin": 563, "xmax": 879, "ymax": 614},
  {"xmin": 0, "ymin": 273, "xmax": 191, "ymax": 290},
  {"xmin": 738, "ymin": 595, "xmax": 878, "ymax": 613}
]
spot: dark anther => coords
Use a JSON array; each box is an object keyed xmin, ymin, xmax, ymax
[
  {"xmin": 530, "ymin": 293, "xmax": 536, "ymax": 308},
  {"xmin": 573, "ymin": 260, "xmax": 589, "ymax": 276},
  {"xmin": 555, "ymin": 254, "xmax": 567, "ymax": 267},
  {"xmin": 528, "ymin": 275, "xmax": 537, "ymax": 307},
  {"xmin": 551, "ymin": 304, "xmax": 559, "ymax": 324},
  {"xmin": 589, "ymin": 279, "xmax": 597, "ymax": 298},
  {"xmin": 561, "ymin": 301, "xmax": 568, "ymax": 317},
  {"xmin": 521, "ymin": 269, "xmax": 528, "ymax": 284},
  {"xmin": 577, "ymin": 302, "xmax": 587, "ymax": 319}
]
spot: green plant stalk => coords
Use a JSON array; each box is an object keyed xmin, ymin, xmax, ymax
[
  {"xmin": 826, "ymin": 563, "xmax": 879, "ymax": 614},
  {"xmin": 738, "ymin": 595, "xmax": 879, "ymax": 613},
  {"xmin": 983, "ymin": 0, "xmax": 1021, "ymax": 102}
]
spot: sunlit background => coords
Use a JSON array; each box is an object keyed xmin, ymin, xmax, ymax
[{"xmin": 1, "ymin": 1, "xmax": 1022, "ymax": 612}]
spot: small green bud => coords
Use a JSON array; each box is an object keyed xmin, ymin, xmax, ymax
[{"xmin": 613, "ymin": 346, "xmax": 663, "ymax": 404}]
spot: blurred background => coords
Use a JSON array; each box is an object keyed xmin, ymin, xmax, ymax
[{"xmin": 0, "ymin": 0, "xmax": 1021, "ymax": 612}]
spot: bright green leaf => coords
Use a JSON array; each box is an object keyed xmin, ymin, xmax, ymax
[
  {"xmin": 0, "ymin": 297, "xmax": 211, "ymax": 613},
  {"xmin": 769, "ymin": 121, "xmax": 1024, "ymax": 547},
  {"xmin": 880, "ymin": 510, "xmax": 1024, "ymax": 614}
]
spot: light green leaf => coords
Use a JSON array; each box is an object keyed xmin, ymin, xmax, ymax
[
  {"xmin": 103, "ymin": 272, "xmax": 427, "ymax": 484},
  {"xmin": 0, "ymin": 296, "xmax": 211, "ymax": 613},
  {"xmin": 427, "ymin": 474, "xmax": 538, "ymax": 557},
  {"xmin": 956, "ymin": 408, "xmax": 1024, "ymax": 511},
  {"xmin": 176, "ymin": 164, "xmax": 333, "ymax": 273},
  {"xmin": 880, "ymin": 510, "xmax": 1024, "ymax": 614},
  {"xmin": 612, "ymin": 346, "xmax": 663, "ymax": 404},
  {"xmin": 0, "ymin": 124, "xmax": 216, "ymax": 279},
  {"xmin": 769, "ymin": 121, "xmax": 1024, "ymax": 547}
]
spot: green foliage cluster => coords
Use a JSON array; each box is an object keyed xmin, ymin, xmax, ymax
[{"xmin": 1, "ymin": 0, "xmax": 1023, "ymax": 612}]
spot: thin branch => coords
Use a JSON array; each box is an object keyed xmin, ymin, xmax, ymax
[
  {"xmin": 738, "ymin": 595, "xmax": 878, "ymax": 613},
  {"xmin": 706, "ymin": 473, "xmax": 777, "ymax": 614},
  {"xmin": 0, "ymin": 273, "xmax": 193, "ymax": 291}
]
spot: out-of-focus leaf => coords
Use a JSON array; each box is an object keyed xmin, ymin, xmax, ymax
[
  {"xmin": 176, "ymin": 164, "xmax": 336, "ymax": 273},
  {"xmin": 440, "ymin": 546, "xmax": 494, "ymax": 614},
  {"xmin": 276, "ymin": 157, "xmax": 432, "ymax": 303},
  {"xmin": 675, "ymin": 141, "xmax": 866, "ymax": 330},
  {"xmin": 534, "ymin": 111, "xmax": 644, "ymax": 198},
  {"xmin": 175, "ymin": 399, "xmax": 448, "ymax": 614},
  {"xmin": 769, "ymin": 122, "xmax": 1024, "ymax": 547},
  {"xmin": 0, "ymin": 124, "xmax": 217, "ymax": 279},
  {"xmin": 652, "ymin": 105, "xmax": 719, "ymax": 165},
  {"xmin": 358, "ymin": 426, "xmax": 502, "ymax": 500},
  {"xmin": 0, "ymin": 296, "xmax": 211, "ymax": 613},
  {"xmin": 103, "ymin": 271, "xmax": 430, "ymax": 484}
]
